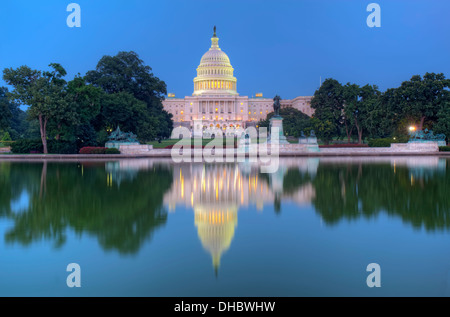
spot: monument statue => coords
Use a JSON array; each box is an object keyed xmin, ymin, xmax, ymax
[
  {"xmin": 307, "ymin": 130, "xmax": 318, "ymax": 146},
  {"xmin": 108, "ymin": 126, "xmax": 138, "ymax": 143},
  {"xmin": 267, "ymin": 95, "xmax": 288, "ymax": 144},
  {"xmin": 299, "ymin": 131, "xmax": 307, "ymax": 144},
  {"xmin": 273, "ymin": 95, "xmax": 281, "ymax": 117},
  {"xmin": 105, "ymin": 126, "xmax": 140, "ymax": 150},
  {"xmin": 409, "ymin": 128, "xmax": 446, "ymax": 146}
]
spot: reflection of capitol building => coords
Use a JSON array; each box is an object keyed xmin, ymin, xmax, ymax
[
  {"xmin": 103, "ymin": 158, "xmax": 318, "ymax": 271},
  {"xmin": 163, "ymin": 161, "xmax": 317, "ymax": 272},
  {"xmin": 164, "ymin": 162, "xmax": 317, "ymax": 212},
  {"xmin": 162, "ymin": 27, "xmax": 314, "ymax": 133}
]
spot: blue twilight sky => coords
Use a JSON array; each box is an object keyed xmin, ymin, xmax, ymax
[{"xmin": 0, "ymin": 0, "xmax": 449, "ymax": 99}]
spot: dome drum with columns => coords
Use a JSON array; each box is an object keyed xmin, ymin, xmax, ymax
[{"xmin": 162, "ymin": 26, "xmax": 314, "ymax": 134}]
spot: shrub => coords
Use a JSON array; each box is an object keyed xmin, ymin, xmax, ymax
[
  {"xmin": 79, "ymin": 147, "xmax": 120, "ymax": 154},
  {"xmin": 48, "ymin": 140, "xmax": 78, "ymax": 154},
  {"xmin": 79, "ymin": 147, "xmax": 107, "ymax": 154},
  {"xmin": 368, "ymin": 136, "xmax": 410, "ymax": 147},
  {"xmin": 11, "ymin": 139, "xmax": 78, "ymax": 154},
  {"xmin": 439, "ymin": 146, "xmax": 450, "ymax": 152},
  {"xmin": 11, "ymin": 139, "xmax": 43, "ymax": 153},
  {"xmin": 319, "ymin": 144, "xmax": 369, "ymax": 148},
  {"xmin": 105, "ymin": 148, "xmax": 120, "ymax": 154},
  {"xmin": 0, "ymin": 131, "xmax": 12, "ymax": 146},
  {"xmin": 368, "ymin": 138, "xmax": 392, "ymax": 147}
]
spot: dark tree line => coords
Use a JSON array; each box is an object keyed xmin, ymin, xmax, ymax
[
  {"xmin": 310, "ymin": 73, "xmax": 450, "ymax": 144},
  {"xmin": 1, "ymin": 51, "xmax": 173, "ymax": 153}
]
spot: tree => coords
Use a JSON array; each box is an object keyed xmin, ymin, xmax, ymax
[
  {"xmin": 99, "ymin": 92, "xmax": 158, "ymax": 142},
  {"xmin": 342, "ymin": 83, "xmax": 381, "ymax": 144},
  {"xmin": 310, "ymin": 78, "xmax": 344, "ymax": 144},
  {"xmin": 86, "ymin": 51, "xmax": 172, "ymax": 140},
  {"xmin": 366, "ymin": 87, "xmax": 401, "ymax": 138},
  {"xmin": 258, "ymin": 107, "xmax": 312, "ymax": 137},
  {"xmin": 0, "ymin": 87, "xmax": 14, "ymax": 131},
  {"xmin": 434, "ymin": 106, "xmax": 450, "ymax": 142},
  {"xmin": 311, "ymin": 118, "xmax": 335, "ymax": 144},
  {"xmin": 3, "ymin": 64, "xmax": 68, "ymax": 153},
  {"xmin": 64, "ymin": 76, "xmax": 103, "ymax": 145},
  {"xmin": 0, "ymin": 131, "xmax": 12, "ymax": 147},
  {"xmin": 392, "ymin": 73, "xmax": 450, "ymax": 131},
  {"xmin": 341, "ymin": 83, "xmax": 358, "ymax": 143}
]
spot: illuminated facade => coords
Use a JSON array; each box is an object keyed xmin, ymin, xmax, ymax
[{"xmin": 162, "ymin": 27, "xmax": 314, "ymax": 132}]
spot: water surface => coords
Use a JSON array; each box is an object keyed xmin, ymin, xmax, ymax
[{"xmin": 0, "ymin": 157, "xmax": 449, "ymax": 296}]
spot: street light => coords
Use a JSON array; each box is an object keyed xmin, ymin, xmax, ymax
[{"xmin": 409, "ymin": 126, "xmax": 416, "ymax": 132}]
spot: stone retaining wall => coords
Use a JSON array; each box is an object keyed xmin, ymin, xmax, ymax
[{"xmin": 119, "ymin": 144, "xmax": 153, "ymax": 155}]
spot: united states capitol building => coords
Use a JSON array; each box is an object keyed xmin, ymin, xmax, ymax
[{"xmin": 163, "ymin": 27, "xmax": 314, "ymax": 135}]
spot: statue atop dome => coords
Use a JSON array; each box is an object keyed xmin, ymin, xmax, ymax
[{"xmin": 213, "ymin": 25, "xmax": 216, "ymax": 37}]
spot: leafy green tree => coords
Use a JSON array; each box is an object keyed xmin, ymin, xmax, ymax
[
  {"xmin": 86, "ymin": 51, "xmax": 172, "ymax": 140},
  {"xmin": 311, "ymin": 118, "xmax": 335, "ymax": 144},
  {"xmin": 390, "ymin": 73, "xmax": 450, "ymax": 131},
  {"xmin": 342, "ymin": 83, "xmax": 381, "ymax": 143},
  {"xmin": 7, "ymin": 106, "xmax": 31, "ymax": 140},
  {"xmin": 99, "ymin": 92, "xmax": 158, "ymax": 142},
  {"xmin": 434, "ymin": 106, "xmax": 450, "ymax": 142},
  {"xmin": 64, "ymin": 76, "xmax": 103, "ymax": 145},
  {"xmin": 258, "ymin": 107, "xmax": 312, "ymax": 137},
  {"xmin": 0, "ymin": 87, "xmax": 14, "ymax": 131},
  {"xmin": 3, "ymin": 64, "xmax": 68, "ymax": 153},
  {"xmin": 364, "ymin": 89, "xmax": 398, "ymax": 138},
  {"xmin": 310, "ymin": 78, "xmax": 344, "ymax": 144}
]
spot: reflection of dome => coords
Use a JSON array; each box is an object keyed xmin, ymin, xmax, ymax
[
  {"xmin": 193, "ymin": 27, "xmax": 238, "ymax": 96},
  {"xmin": 194, "ymin": 204, "xmax": 238, "ymax": 274}
]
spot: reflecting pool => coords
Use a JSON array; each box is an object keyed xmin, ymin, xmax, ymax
[{"xmin": 0, "ymin": 157, "xmax": 449, "ymax": 296}]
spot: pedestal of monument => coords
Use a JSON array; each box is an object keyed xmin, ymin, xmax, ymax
[
  {"xmin": 105, "ymin": 141, "xmax": 139, "ymax": 150},
  {"xmin": 268, "ymin": 116, "xmax": 289, "ymax": 144}
]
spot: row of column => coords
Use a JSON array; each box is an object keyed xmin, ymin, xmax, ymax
[
  {"xmin": 198, "ymin": 100, "xmax": 238, "ymax": 115},
  {"xmin": 195, "ymin": 80, "xmax": 236, "ymax": 91}
]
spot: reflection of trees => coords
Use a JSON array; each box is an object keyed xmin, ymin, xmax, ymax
[
  {"xmin": 0, "ymin": 162, "xmax": 42, "ymax": 217},
  {"xmin": 312, "ymin": 161, "xmax": 450, "ymax": 231},
  {"xmin": 0, "ymin": 162, "xmax": 172, "ymax": 254},
  {"xmin": 282, "ymin": 168, "xmax": 312, "ymax": 195}
]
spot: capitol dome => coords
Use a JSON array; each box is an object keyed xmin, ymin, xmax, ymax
[{"xmin": 193, "ymin": 26, "xmax": 238, "ymax": 96}]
